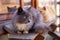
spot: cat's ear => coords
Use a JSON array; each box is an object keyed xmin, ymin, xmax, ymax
[
  {"xmin": 42, "ymin": 6, "xmax": 46, "ymax": 10},
  {"xmin": 18, "ymin": 7, "xmax": 23, "ymax": 12},
  {"xmin": 17, "ymin": 7, "xmax": 23, "ymax": 15}
]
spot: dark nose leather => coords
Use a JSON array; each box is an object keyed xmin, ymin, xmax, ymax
[{"xmin": 28, "ymin": 20, "xmax": 30, "ymax": 22}]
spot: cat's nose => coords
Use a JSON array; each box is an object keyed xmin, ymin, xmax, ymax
[{"xmin": 28, "ymin": 20, "xmax": 30, "ymax": 22}]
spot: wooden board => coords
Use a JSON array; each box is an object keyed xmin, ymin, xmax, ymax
[
  {"xmin": 48, "ymin": 31, "xmax": 60, "ymax": 40},
  {"xmin": 8, "ymin": 33, "xmax": 44, "ymax": 40}
]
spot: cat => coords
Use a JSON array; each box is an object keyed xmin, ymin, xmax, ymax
[
  {"xmin": 39, "ymin": 6, "xmax": 57, "ymax": 32},
  {"xmin": 12, "ymin": 7, "xmax": 34, "ymax": 34},
  {"xmin": 39, "ymin": 6, "xmax": 56, "ymax": 24},
  {"xmin": 7, "ymin": 6, "xmax": 17, "ymax": 13}
]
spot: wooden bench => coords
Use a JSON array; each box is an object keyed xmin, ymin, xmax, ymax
[
  {"xmin": 48, "ymin": 31, "xmax": 60, "ymax": 40},
  {"xmin": 8, "ymin": 33, "xmax": 44, "ymax": 40},
  {"xmin": 0, "ymin": 13, "xmax": 13, "ymax": 21}
]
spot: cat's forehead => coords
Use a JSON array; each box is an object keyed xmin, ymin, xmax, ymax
[{"xmin": 17, "ymin": 11, "xmax": 29, "ymax": 17}]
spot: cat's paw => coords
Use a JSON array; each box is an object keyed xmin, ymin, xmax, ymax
[
  {"xmin": 17, "ymin": 31, "xmax": 21, "ymax": 34},
  {"xmin": 23, "ymin": 31, "xmax": 29, "ymax": 34}
]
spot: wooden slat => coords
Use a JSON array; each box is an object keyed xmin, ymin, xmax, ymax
[
  {"xmin": 9, "ymin": 33, "xmax": 44, "ymax": 40},
  {"xmin": 35, "ymin": 0, "xmax": 39, "ymax": 9},
  {"xmin": 0, "ymin": 13, "xmax": 13, "ymax": 15},
  {"xmin": 0, "ymin": 13, "xmax": 13, "ymax": 21},
  {"xmin": 31, "ymin": 0, "xmax": 35, "ymax": 8},
  {"xmin": 31, "ymin": 0, "xmax": 39, "ymax": 9},
  {"xmin": 0, "ymin": 34, "xmax": 8, "ymax": 40},
  {"xmin": 19, "ymin": 0, "xmax": 24, "ymax": 8},
  {"xmin": 48, "ymin": 31, "xmax": 60, "ymax": 40}
]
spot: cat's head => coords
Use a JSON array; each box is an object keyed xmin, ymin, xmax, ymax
[
  {"xmin": 16, "ymin": 7, "xmax": 30, "ymax": 24},
  {"xmin": 7, "ymin": 6, "xmax": 17, "ymax": 13}
]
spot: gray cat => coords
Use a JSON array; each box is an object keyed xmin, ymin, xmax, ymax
[{"xmin": 12, "ymin": 7, "xmax": 34, "ymax": 34}]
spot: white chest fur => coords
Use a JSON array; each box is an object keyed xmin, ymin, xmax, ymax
[{"xmin": 15, "ymin": 23, "xmax": 27, "ymax": 31}]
